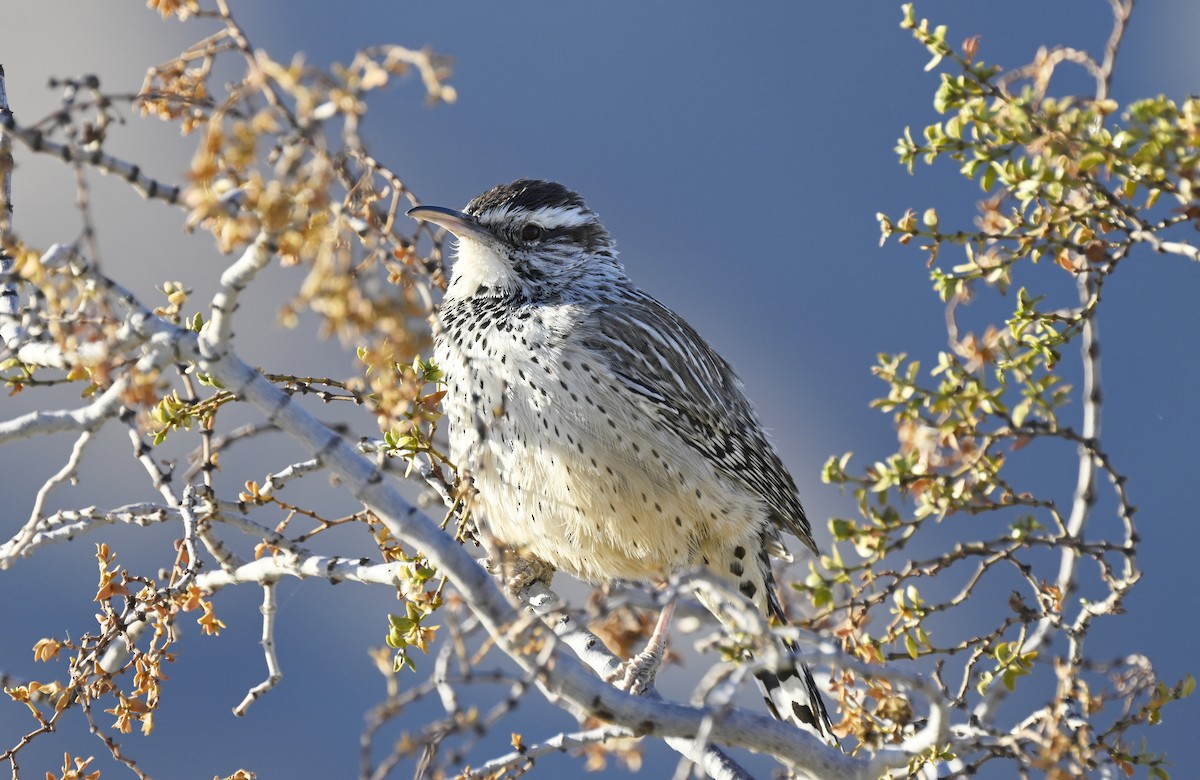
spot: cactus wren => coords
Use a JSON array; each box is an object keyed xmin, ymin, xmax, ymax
[{"xmin": 409, "ymin": 179, "xmax": 834, "ymax": 743}]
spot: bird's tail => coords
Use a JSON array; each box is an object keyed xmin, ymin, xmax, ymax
[
  {"xmin": 753, "ymin": 606, "xmax": 838, "ymax": 748},
  {"xmin": 694, "ymin": 545, "xmax": 838, "ymax": 749}
]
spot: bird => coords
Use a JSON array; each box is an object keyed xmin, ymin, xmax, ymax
[{"xmin": 408, "ymin": 179, "xmax": 836, "ymax": 745}]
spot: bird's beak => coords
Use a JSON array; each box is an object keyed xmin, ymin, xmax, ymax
[{"xmin": 407, "ymin": 205, "xmax": 494, "ymax": 242}]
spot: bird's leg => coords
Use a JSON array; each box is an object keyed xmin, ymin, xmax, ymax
[{"xmin": 615, "ymin": 598, "xmax": 677, "ymax": 695}]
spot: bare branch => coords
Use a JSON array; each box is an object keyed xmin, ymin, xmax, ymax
[
  {"xmin": 0, "ymin": 65, "xmax": 17, "ymax": 348},
  {"xmin": 466, "ymin": 725, "xmax": 662, "ymax": 780},
  {"xmin": 1097, "ymin": 0, "xmax": 1135, "ymax": 101},
  {"xmin": 0, "ymin": 111, "xmax": 182, "ymax": 207},
  {"xmin": 0, "ymin": 376, "xmax": 127, "ymax": 451},
  {"xmin": 6, "ymin": 430, "xmax": 94, "ymax": 561},
  {"xmin": 233, "ymin": 583, "xmax": 282, "ymax": 716}
]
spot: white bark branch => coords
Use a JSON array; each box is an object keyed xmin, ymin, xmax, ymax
[
  {"xmin": 0, "ymin": 65, "xmax": 17, "ymax": 348},
  {"xmin": 0, "ymin": 374, "xmax": 128, "ymax": 447},
  {"xmin": 233, "ymin": 583, "xmax": 282, "ymax": 716},
  {"xmin": 7, "ymin": 430, "xmax": 95, "ymax": 562}
]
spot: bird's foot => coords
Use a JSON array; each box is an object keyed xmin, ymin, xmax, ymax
[
  {"xmin": 485, "ymin": 552, "xmax": 555, "ymax": 596},
  {"xmin": 607, "ymin": 598, "xmax": 676, "ymax": 695},
  {"xmin": 612, "ymin": 646, "xmax": 664, "ymax": 695}
]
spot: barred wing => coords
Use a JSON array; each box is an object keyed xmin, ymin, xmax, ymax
[{"xmin": 578, "ymin": 294, "xmax": 817, "ymax": 554}]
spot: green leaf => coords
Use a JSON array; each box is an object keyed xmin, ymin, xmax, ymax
[
  {"xmin": 1077, "ymin": 150, "xmax": 1107, "ymax": 173},
  {"xmin": 980, "ymin": 161, "xmax": 997, "ymax": 191},
  {"xmin": 829, "ymin": 518, "xmax": 856, "ymax": 540}
]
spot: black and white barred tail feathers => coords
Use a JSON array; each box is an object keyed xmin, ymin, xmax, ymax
[{"xmin": 758, "ymin": 580, "xmax": 837, "ymax": 743}]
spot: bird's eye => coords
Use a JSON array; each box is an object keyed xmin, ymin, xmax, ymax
[{"xmin": 519, "ymin": 223, "xmax": 544, "ymax": 243}]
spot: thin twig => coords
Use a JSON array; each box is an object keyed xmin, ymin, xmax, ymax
[{"xmin": 233, "ymin": 582, "xmax": 282, "ymax": 715}]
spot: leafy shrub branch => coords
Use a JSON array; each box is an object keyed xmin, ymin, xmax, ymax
[{"xmin": 810, "ymin": 3, "xmax": 1193, "ymax": 776}]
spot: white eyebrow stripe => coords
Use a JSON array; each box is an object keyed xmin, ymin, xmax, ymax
[
  {"xmin": 527, "ymin": 206, "xmax": 591, "ymax": 229},
  {"xmin": 478, "ymin": 204, "xmax": 592, "ymax": 231}
]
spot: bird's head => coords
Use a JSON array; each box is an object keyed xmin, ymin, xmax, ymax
[{"xmin": 409, "ymin": 179, "xmax": 626, "ymax": 302}]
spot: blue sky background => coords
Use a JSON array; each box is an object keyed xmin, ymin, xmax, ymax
[{"xmin": 2, "ymin": 2, "xmax": 1197, "ymax": 777}]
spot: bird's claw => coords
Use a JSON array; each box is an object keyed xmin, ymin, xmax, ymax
[
  {"xmin": 610, "ymin": 646, "xmax": 664, "ymax": 696},
  {"xmin": 485, "ymin": 552, "xmax": 555, "ymax": 596}
]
